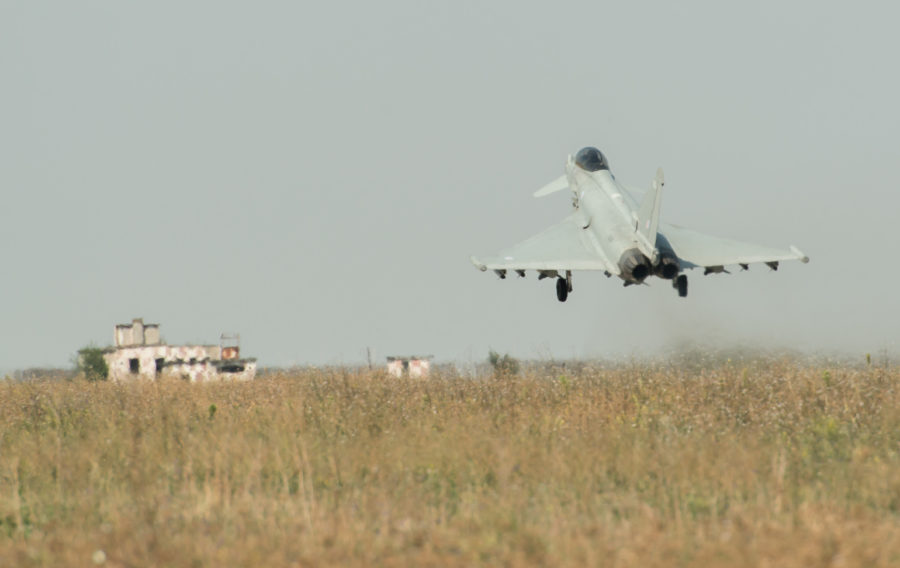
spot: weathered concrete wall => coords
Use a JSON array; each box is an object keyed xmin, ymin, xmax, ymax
[
  {"xmin": 114, "ymin": 318, "xmax": 162, "ymax": 347},
  {"xmin": 104, "ymin": 345, "xmax": 253, "ymax": 382},
  {"xmin": 160, "ymin": 359, "xmax": 257, "ymax": 382},
  {"xmin": 409, "ymin": 359, "xmax": 430, "ymax": 378},
  {"xmin": 144, "ymin": 325, "xmax": 160, "ymax": 345},
  {"xmin": 387, "ymin": 360, "xmax": 404, "ymax": 377},
  {"xmin": 386, "ymin": 358, "xmax": 431, "ymax": 378},
  {"xmin": 132, "ymin": 320, "xmax": 144, "ymax": 346},
  {"xmin": 114, "ymin": 326, "xmax": 133, "ymax": 347}
]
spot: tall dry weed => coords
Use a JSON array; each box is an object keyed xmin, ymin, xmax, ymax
[{"xmin": 1, "ymin": 360, "xmax": 899, "ymax": 566}]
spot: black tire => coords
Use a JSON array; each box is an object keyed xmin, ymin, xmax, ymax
[
  {"xmin": 556, "ymin": 278, "xmax": 568, "ymax": 302},
  {"xmin": 677, "ymin": 274, "xmax": 688, "ymax": 298}
]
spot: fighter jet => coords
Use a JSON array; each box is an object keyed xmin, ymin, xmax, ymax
[{"xmin": 470, "ymin": 147, "xmax": 808, "ymax": 301}]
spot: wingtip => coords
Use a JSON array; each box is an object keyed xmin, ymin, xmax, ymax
[
  {"xmin": 470, "ymin": 256, "xmax": 487, "ymax": 271},
  {"xmin": 790, "ymin": 246, "xmax": 810, "ymax": 263}
]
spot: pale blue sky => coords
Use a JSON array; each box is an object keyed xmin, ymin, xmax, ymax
[{"xmin": 3, "ymin": 1, "xmax": 898, "ymax": 369}]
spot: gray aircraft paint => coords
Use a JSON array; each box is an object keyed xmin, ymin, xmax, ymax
[{"xmin": 472, "ymin": 147, "xmax": 808, "ymax": 300}]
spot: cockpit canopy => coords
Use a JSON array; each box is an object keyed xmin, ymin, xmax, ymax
[{"xmin": 574, "ymin": 147, "xmax": 609, "ymax": 172}]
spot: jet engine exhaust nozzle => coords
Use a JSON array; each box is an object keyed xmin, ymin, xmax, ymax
[
  {"xmin": 618, "ymin": 249, "xmax": 651, "ymax": 283},
  {"xmin": 655, "ymin": 253, "xmax": 680, "ymax": 280}
]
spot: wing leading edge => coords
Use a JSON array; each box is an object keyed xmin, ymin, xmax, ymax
[
  {"xmin": 659, "ymin": 223, "xmax": 809, "ymax": 269},
  {"xmin": 471, "ymin": 214, "xmax": 615, "ymax": 273}
]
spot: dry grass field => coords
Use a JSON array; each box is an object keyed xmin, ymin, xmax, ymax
[{"xmin": 2, "ymin": 357, "xmax": 900, "ymax": 567}]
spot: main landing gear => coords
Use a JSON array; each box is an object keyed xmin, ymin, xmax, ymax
[
  {"xmin": 551, "ymin": 271, "xmax": 685, "ymax": 301},
  {"xmin": 674, "ymin": 274, "xmax": 688, "ymax": 298},
  {"xmin": 556, "ymin": 271, "xmax": 573, "ymax": 302},
  {"xmin": 556, "ymin": 278, "xmax": 568, "ymax": 302}
]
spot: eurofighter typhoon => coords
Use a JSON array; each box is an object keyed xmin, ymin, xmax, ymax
[{"xmin": 471, "ymin": 147, "xmax": 808, "ymax": 301}]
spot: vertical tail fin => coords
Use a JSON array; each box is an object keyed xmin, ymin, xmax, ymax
[{"xmin": 636, "ymin": 167, "xmax": 664, "ymax": 260}]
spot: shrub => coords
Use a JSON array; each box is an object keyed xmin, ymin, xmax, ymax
[
  {"xmin": 77, "ymin": 346, "xmax": 108, "ymax": 381},
  {"xmin": 488, "ymin": 349, "xmax": 519, "ymax": 377}
]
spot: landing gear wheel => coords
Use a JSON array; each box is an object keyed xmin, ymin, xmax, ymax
[
  {"xmin": 676, "ymin": 274, "xmax": 688, "ymax": 298},
  {"xmin": 556, "ymin": 278, "xmax": 568, "ymax": 302}
]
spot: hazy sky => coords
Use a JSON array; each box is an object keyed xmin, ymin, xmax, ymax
[{"xmin": 3, "ymin": 1, "xmax": 899, "ymax": 370}]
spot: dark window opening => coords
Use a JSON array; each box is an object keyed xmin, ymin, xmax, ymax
[
  {"xmin": 155, "ymin": 358, "xmax": 165, "ymax": 375},
  {"xmin": 129, "ymin": 358, "xmax": 140, "ymax": 374},
  {"xmin": 220, "ymin": 364, "xmax": 245, "ymax": 373}
]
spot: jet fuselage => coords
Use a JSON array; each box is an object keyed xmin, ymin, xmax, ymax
[
  {"xmin": 470, "ymin": 145, "xmax": 807, "ymax": 301},
  {"xmin": 568, "ymin": 162, "xmax": 654, "ymax": 283}
]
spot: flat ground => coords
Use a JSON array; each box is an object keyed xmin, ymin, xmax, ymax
[{"xmin": 2, "ymin": 359, "xmax": 899, "ymax": 567}]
